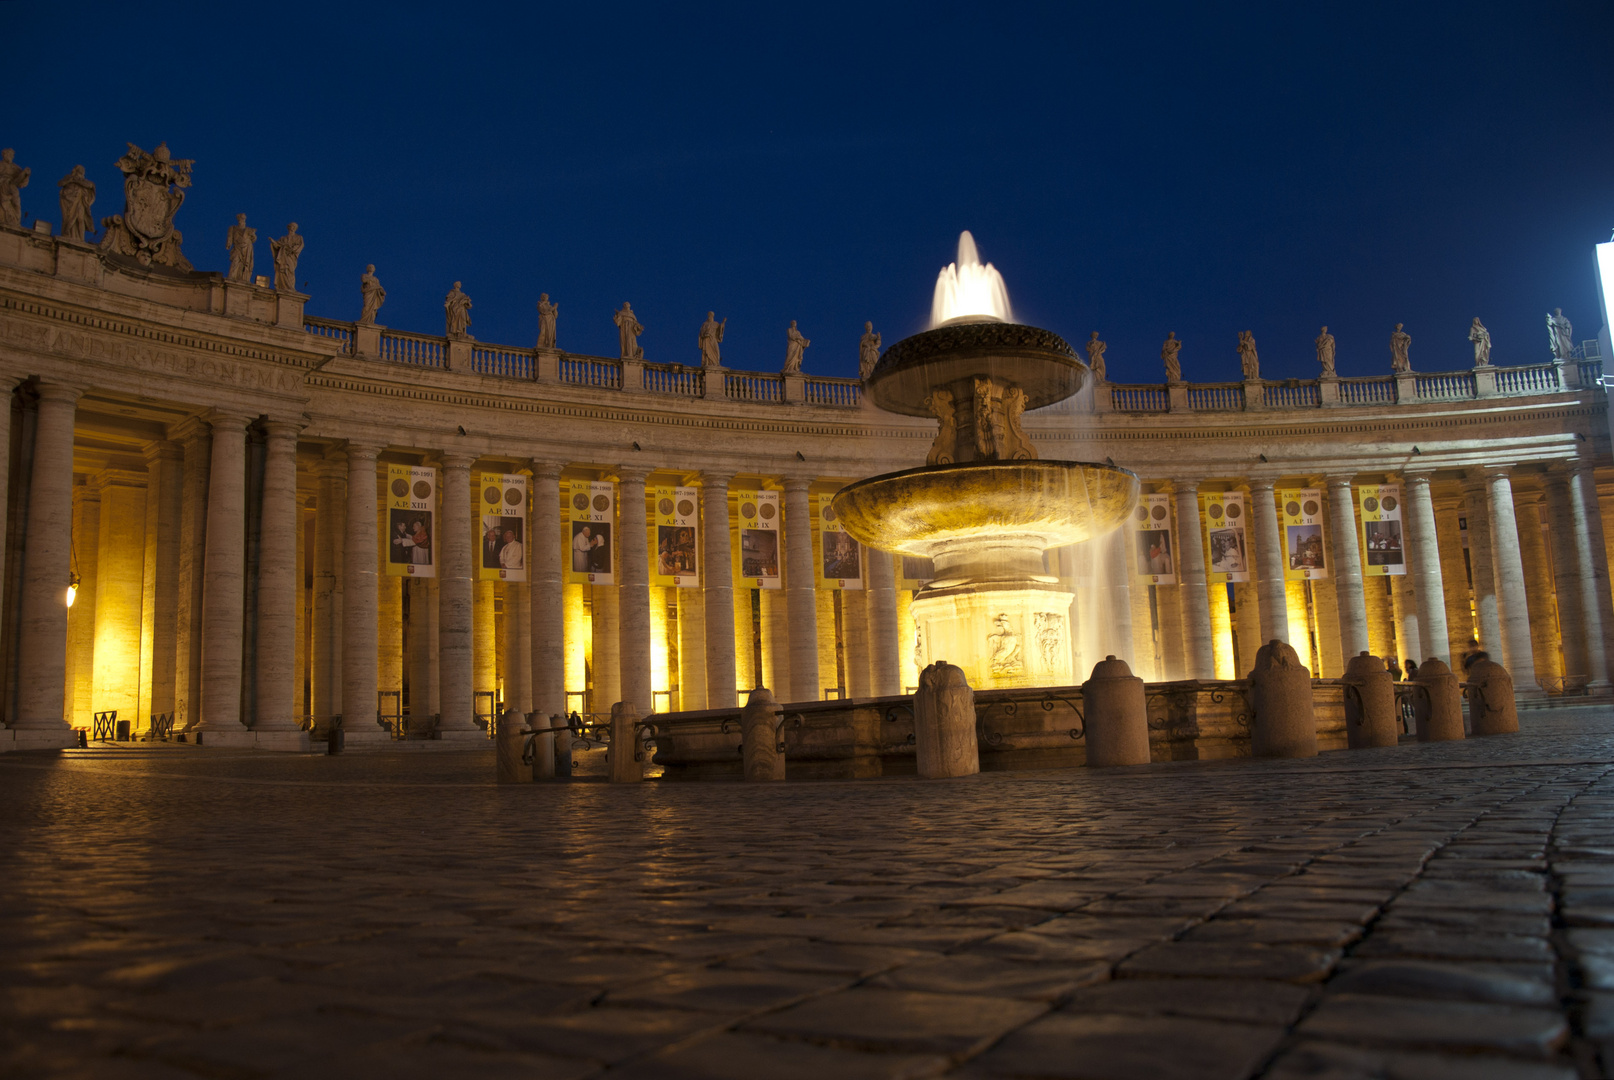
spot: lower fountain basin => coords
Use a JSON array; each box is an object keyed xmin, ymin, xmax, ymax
[{"xmin": 830, "ymin": 461, "xmax": 1141, "ymax": 561}]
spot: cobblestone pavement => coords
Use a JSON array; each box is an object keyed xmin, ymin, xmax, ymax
[{"xmin": 7, "ymin": 712, "xmax": 1614, "ymax": 1078}]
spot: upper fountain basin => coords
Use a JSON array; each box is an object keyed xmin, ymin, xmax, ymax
[
  {"xmin": 830, "ymin": 460, "xmax": 1140, "ymax": 558},
  {"xmin": 865, "ymin": 322, "xmax": 1088, "ymax": 417}
]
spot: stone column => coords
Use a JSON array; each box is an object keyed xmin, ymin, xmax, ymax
[
  {"xmin": 376, "ymin": 468, "xmax": 404, "ymax": 724},
  {"xmin": 508, "ymin": 584, "xmax": 531, "ymax": 714},
  {"xmin": 15, "ymin": 384, "xmax": 81, "ymax": 734},
  {"xmin": 1403, "ymin": 472, "xmax": 1451, "ymax": 666},
  {"xmin": 761, "ymin": 588, "xmax": 788, "ymax": 693},
  {"xmin": 254, "ymin": 421, "xmax": 303, "ymax": 741},
  {"xmin": 196, "ymin": 412, "xmax": 250, "ymax": 734},
  {"xmin": 700, "ymin": 473, "xmax": 737, "ymax": 708},
  {"xmin": 616, "ymin": 466, "xmax": 652, "ymax": 712},
  {"xmin": 341, "ymin": 443, "xmax": 381, "ymax": 741},
  {"xmin": 91, "ymin": 469, "xmax": 147, "ymax": 727},
  {"xmin": 1390, "ymin": 570, "xmax": 1420, "ymax": 668},
  {"xmin": 1248, "ymin": 479, "xmax": 1290, "ymax": 645},
  {"xmin": 311, "ymin": 453, "xmax": 345, "ymax": 734},
  {"xmin": 1325, "ymin": 475, "xmax": 1369, "ymax": 658},
  {"xmin": 1433, "ymin": 499, "xmax": 1474, "ymax": 663},
  {"xmin": 1546, "ymin": 471, "xmax": 1602, "ymax": 688},
  {"xmin": 815, "ymin": 589, "xmax": 839, "ymax": 695},
  {"xmin": 677, "ymin": 587, "xmax": 707, "ymax": 710},
  {"xmin": 782, "ymin": 478, "xmax": 820, "ymax": 702},
  {"xmin": 1103, "ymin": 526, "xmax": 1137, "ymax": 671},
  {"xmin": 473, "ymin": 580, "xmax": 496, "ymax": 712},
  {"xmin": 173, "ymin": 421, "xmax": 211, "ymax": 731},
  {"xmin": 842, "ymin": 587, "xmax": 870, "ymax": 698},
  {"xmin": 1482, "ymin": 467, "xmax": 1536, "ymax": 686},
  {"xmin": 140, "ymin": 442, "xmax": 183, "ymax": 731},
  {"xmin": 866, "ymin": 548, "xmax": 901, "ymax": 696},
  {"xmin": 1570, "ymin": 464, "xmax": 1614, "ymax": 691},
  {"xmin": 1515, "ymin": 491, "xmax": 1563, "ymax": 687},
  {"xmin": 1461, "ymin": 477, "xmax": 1503, "ymax": 655},
  {"xmin": 1170, "ymin": 481, "xmax": 1215, "ymax": 679},
  {"xmin": 529, "ymin": 462, "xmax": 565, "ymax": 719},
  {"xmin": 408, "ymin": 577, "xmax": 435, "ymax": 717},
  {"xmin": 438, "ymin": 454, "xmax": 477, "ymax": 731}
]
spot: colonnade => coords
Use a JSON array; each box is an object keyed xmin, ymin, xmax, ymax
[{"xmin": 10, "ymin": 383, "xmax": 1614, "ymax": 748}]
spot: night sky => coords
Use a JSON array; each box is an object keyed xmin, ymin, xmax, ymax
[{"xmin": 10, "ymin": 3, "xmax": 1613, "ymax": 383}]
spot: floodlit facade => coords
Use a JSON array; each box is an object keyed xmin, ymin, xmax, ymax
[{"xmin": 1, "ymin": 154, "xmax": 1610, "ymax": 753}]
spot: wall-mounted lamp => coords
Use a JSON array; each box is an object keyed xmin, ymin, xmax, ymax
[{"xmin": 66, "ymin": 571, "xmax": 80, "ymax": 608}]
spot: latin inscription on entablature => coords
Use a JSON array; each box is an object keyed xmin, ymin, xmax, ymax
[{"xmin": 3, "ymin": 319, "xmax": 305, "ymax": 395}]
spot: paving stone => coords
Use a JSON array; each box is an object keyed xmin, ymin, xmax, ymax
[
  {"xmin": 1351, "ymin": 930, "xmax": 1553, "ymax": 963},
  {"xmin": 1062, "ymin": 976, "xmax": 1312, "ymax": 1025},
  {"xmin": 970, "ymin": 930, "xmax": 1149, "ymax": 964},
  {"xmin": 1327, "ymin": 960, "xmax": 1556, "ymax": 1006},
  {"xmin": 1182, "ymin": 918, "xmax": 1362, "ymax": 947},
  {"xmin": 615, "ymin": 1031, "xmax": 949, "ymax": 1079},
  {"xmin": 1219, "ymin": 897, "xmax": 1383, "ymax": 923},
  {"xmin": 1373, "ymin": 909, "xmax": 1551, "ymax": 937},
  {"xmin": 1117, "ymin": 942, "xmax": 1341, "ymax": 983},
  {"xmin": 869, "ymin": 954, "xmax": 1111, "ymax": 1001},
  {"xmin": 1298, "ymin": 993, "xmax": 1569, "ymax": 1057},
  {"xmin": 605, "ymin": 967, "xmax": 847, "ymax": 1012},
  {"xmin": 720, "ymin": 941, "xmax": 930, "ymax": 976},
  {"xmin": 964, "ymin": 1012, "xmax": 1285, "ymax": 1079},
  {"xmin": 743, "ymin": 986, "xmax": 1046, "ymax": 1054},
  {"xmin": 1266, "ymin": 1040, "xmax": 1578, "ymax": 1079},
  {"xmin": 1026, "ymin": 914, "xmax": 1199, "ymax": 940}
]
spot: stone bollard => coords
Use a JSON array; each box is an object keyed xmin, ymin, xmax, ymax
[
  {"xmin": 1082, "ymin": 655, "xmax": 1151, "ymax": 766},
  {"xmin": 555, "ymin": 713, "xmax": 575, "ymax": 776},
  {"xmin": 740, "ymin": 688, "xmax": 786, "ymax": 781},
  {"xmin": 495, "ymin": 709, "xmax": 532, "ymax": 783},
  {"xmin": 914, "ymin": 661, "xmax": 980, "ymax": 779},
  {"xmin": 1247, "ymin": 639, "xmax": 1317, "ymax": 758},
  {"xmin": 1342, "ymin": 651, "xmax": 1399, "ymax": 749},
  {"xmin": 1411, "ymin": 658, "xmax": 1464, "ymax": 742},
  {"xmin": 608, "ymin": 701, "xmax": 644, "ymax": 783},
  {"xmin": 530, "ymin": 713, "xmax": 557, "ymax": 780},
  {"xmin": 1466, "ymin": 658, "xmax": 1519, "ymax": 736}
]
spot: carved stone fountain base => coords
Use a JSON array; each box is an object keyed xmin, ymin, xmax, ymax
[{"xmin": 912, "ymin": 582, "xmax": 1075, "ymax": 691}]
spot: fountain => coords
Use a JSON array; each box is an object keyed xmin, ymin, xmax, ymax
[{"xmin": 832, "ymin": 233, "xmax": 1140, "ymax": 690}]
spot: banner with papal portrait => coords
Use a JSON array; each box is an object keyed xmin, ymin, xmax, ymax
[
  {"xmin": 385, "ymin": 465, "xmax": 436, "ymax": 577},
  {"xmin": 652, "ymin": 485, "xmax": 700, "ymax": 588},
  {"xmin": 1280, "ymin": 488, "xmax": 1328, "ymax": 580},
  {"xmin": 1132, "ymin": 493, "xmax": 1176, "ymax": 584},
  {"xmin": 567, "ymin": 480, "xmax": 614, "ymax": 585},
  {"xmin": 1357, "ymin": 483, "xmax": 1406, "ymax": 577},
  {"xmin": 735, "ymin": 489, "xmax": 781, "ymax": 589},
  {"xmin": 1199, "ymin": 490, "xmax": 1250, "ymax": 584},
  {"xmin": 816, "ymin": 495, "xmax": 863, "ymax": 589},
  {"xmin": 478, "ymin": 472, "xmax": 527, "ymax": 582}
]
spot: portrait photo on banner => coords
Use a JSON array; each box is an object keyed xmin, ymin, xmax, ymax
[
  {"xmin": 739, "ymin": 527, "xmax": 778, "ymax": 579},
  {"xmin": 1208, "ymin": 527, "xmax": 1246, "ymax": 574},
  {"xmin": 1136, "ymin": 529, "xmax": 1173, "ymax": 576},
  {"xmin": 822, "ymin": 530, "xmax": 860, "ymax": 580},
  {"xmin": 1287, "ymin": 524, "xmax": 1325, "ymax": 570},
  {"xmin": 571, "ymin": 520, "xmax": 611, "ymax": 574},
  {"xmin": 481, "ymin": 514, "xmax": 524, "ymax": 571},
  {"xmin": 389, "ymin": 509, "xmax": 433, "ymax": 567},
  {"xmin": 1365, "ymin": 520, "xmax": 1404, "ymax": 566},
  {"xmin": 657, "ymin": 525, "xmax": 697, "ymax": 577}
]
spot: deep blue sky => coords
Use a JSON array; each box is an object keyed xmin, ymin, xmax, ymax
[{"xmin": 11, "ymin": 3, "xmax": 1613, "ymax": 382}]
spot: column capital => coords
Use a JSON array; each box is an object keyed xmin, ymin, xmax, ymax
[
  {"xmin": 204, "ymin": 408, "xmax": 255, "ymax": 431},
  {"xmin": 34, "ymin": 382, "xmax": 83, "ymax": 406},
  {"xmin": 698, "ymin": 469, "xmax": 735, "ymax": 488},
  {"xmin": 315, "ymin": 448, "xmax": 347, "ymax": 478},
  {"xmin": 1245, "ymin": 475, "xmax": 1279, "ymax": 493},
  {"xmin": 343, "ymin": 439, "xmax": 381, "ymax": 461},
  {"xmin": 439, "ymin": 452, "xmax": 476, "ymax": 470},
  {"xmin": 781, "ymin": 476, "xmax": 814, "ymax": 494},
  {"xmin": 529, "ymin": 459, "xmax": 565, "ymax": 481},
  {"xmin": 88, "ymin": 467, "xmax": 148, "ymax": 492},
  {"xmin": 1323, "ymin": 474, "xmax": 1357, "ymax": 490},
  {"xmin": 614, "ymin": 464, "xmax": 653, "ymax": 485},
  {"xmin": 262, "ymin": 420, "xmax": 303, "ymax": 443},
  {"xmin": 1567, "ymin": 457, "xmax": 1600, "ymax": 480},
  {"xmin": 1402, "ymin": 470, "xmax": 1437, "ymax": 486},
  {"xmin": 142, "ymin": 438, "xmax": 184, "ymax": 465}
]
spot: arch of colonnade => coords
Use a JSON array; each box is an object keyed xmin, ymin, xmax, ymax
[{"xmin": 1, "ymin": 221, "xmax": 1611, "ymax": 749}]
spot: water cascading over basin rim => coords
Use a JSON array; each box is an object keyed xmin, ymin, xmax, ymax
[
  {"xmin": 864, "ymin": 322, "xmax": 1086, "ymax": 417},
  {"xmin": 830, "ymin": 460, "xmax": 1140, "ymax": 557}
]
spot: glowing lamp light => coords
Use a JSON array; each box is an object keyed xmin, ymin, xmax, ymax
[
  {"xmin": 1596, "ymin": 241, "xmax": 1614, "ymax": 339},
  {"xmin": 65, "ymin": 572, "xmax": 80, "ymax": 608}
]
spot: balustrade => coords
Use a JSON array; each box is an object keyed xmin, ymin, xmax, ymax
[
  {"xmin": 303, "ymin": 316, "xmax": 355, "ymax": 354},
  {"xmin": 1109, "ymin": 386, "xmax": 1170, "ymax": 412},
  {"xmin": 1414, "ymin": 371, "xmax": 1476, "ymax": 400},
  {"xmin": 378, "ymin": 330, "xmax": 445, "ymax": 368},
  {"xmin": 725, "ymin": 372, "xmax": 785, "ymax": 403},
  {"xmin": 470, "ymin": 344, "xmax": 533, "ymax": 380},
  {"xmin": 1494, "ymin": 364, "xmax": 1561, "ymax": 395},
  {"xmin": 641, "ymin": 363, "xmax": 704, "ymax": 396},
  {"xmin": 1186, "ymin": 384, "xmax": 1246, "ymax": 411},
  {"xmin": 1582, "ymin": 358, "xmax": 1605, "ymax": 386},
  {"xmin": 559, "ymin": 356, "xmax": 622, "ymax": 389},
  {"xmin": 1265, "ymin": 383, "xmax": 1320, "ymax": 408},
  {"xmin": 1338, "ymin": 376, "xmax": 1396, "ymax": 404},
  {"xmin": 803, "ymin": 376, "xmax": 862, "ymax": 407}
]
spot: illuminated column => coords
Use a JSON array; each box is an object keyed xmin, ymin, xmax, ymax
[
  {"xmin": 1171, "ymin": 481, "xmax": 1214, "ymax": 679},
  {"xmin": 1248, "ymin": 478, "xmax": 1289, "ymax": 646},
  {"xmin": 1570, "ymin": 463, "xmax": 1614, "ymax": 691},
  {"xmin": 408, "ymin": 577, "xmax": 435, "ymax": 718},
  {"xmin": 843, "ymin": 586, "xmax": 871, "ymax": 698},
  {"xmin": 1103, "ymin": 526, "xmax": 1136, "ymax": 671},
  {"xmin": 733, "ymin": 586, "xmax": 757, "ymax": 693},
  {"xmin": 1546, "ymin": 471, "xmax": 1600, "ymax": 688},
  {"xmin": 1311, "ymin": 578, "xmax": 1343, "ymax": 677},
  {"xmin": 474, "ymin": 580, "xmax": 496, "ymax": 711},
  {"xmin": 866, "ymin": 548, "xmax": 900, "ymax": 696},
  {"xmin": 563, "ymin": 582, "xmax": 588, "ymax": 711},
  {"xmin": 173, "ymin": 421, "xmax": 211, "ymax": 730},
  {"xmin": 506, "ymin": 583, "xmax": 531, "ymax": 715},
  {"xmin": 1515, "ymin": 491, "xmax": 1563, "ymax": 686},
  {"xmin": 437, "ymin": 454, "xmax": 477, "ymax": 730},
  {"xmin": 593, "ymin": 583, "xmax": 621, "ymax": 708},
  {"xmin": 340, "ymin": 443, "xmax": 381, "ymax": 741},
  {"xmin": 67, "ymin": 482, "xmax": 101, "ymax": 727},
  {"xmin": 254, "ymin": 421, "xmax": 302, "ymax": 733},
  {"xmin": 311, "ymin": 452, "xmax": 345, "ymax": 733},
  {"xmin": 815, "ymin": 589, "xmax": 838, "ymax": 696},
  {"xmin": 897, "ymin": 588, "xmax": 917, "ymax": 690},
  {"xmin": 677, "ymin": 588, "xmax": 707, "ymax": 710},
  {"xmin": 1433, "ymin": 500, "xmax": 1474, "ymax": 662},
  {"xmin": 297, "ymin": 500, "xmax": 311, "ymax": 721},
  {"xmin": 196, "ymin": 412, "xmax": 250, "ymax": 732},
  {"xmin": 15, "ymin": 383, "xmax": 80, "ymax": 732},
  {"xmin": 1482, "ymin": 467, "xmax": 1535, "ymax": 684},
  {"xmin": 700, "ymin": 473, "xmax": 737, "ymax": 708},
  {"xmin": 1156, "ymin": 574, "xmax": 1186, "ymax": 680},
  {"xmin": 1325, "ymin": 476, "xmax": 1369, "ymax": 658},
  {"xmin": 1362, "ymin": 575, "xmax": 1395, "ymax": 661},
  {"xmin": 1403, "ymin": 472, "xmax": 1451, "ymax": 666},
  {"xmin": 376, "ymin": 468, "xmax": 403, "ymax": 724},
  {"xmin": 1460, "ymin": 477, "xmax": 1503, "ymax": 654},
  {"xmin": 782, "ymin": 478, "xmax": 820, "ymax": 702},
  {"xmin": 1390, "ymin": 570, "xmax": 1419, "ymax": 667},
  {"xmin": 617, "ymin": 466, "xmax": 652, "ymax": 712},
  {"xmin": 140, "ymin": 441, "xmax": 183, "ymax": 730},
  {"xmin": 530, "ymin": 462, "xmax": 565, "ymax": 726},
  {"xmin": 761, "ymin": 588, "xmax": 787, "ymax": 693}
]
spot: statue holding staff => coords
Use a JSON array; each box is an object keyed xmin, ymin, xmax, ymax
[
  {"xmin": 0, "ymin": 149, "xmax": 30, "ymax": 229},
  {"xmin": 270, "ymin": 223, "xmax": 302, "ymax": 292},
  {"xmin": 1389, "ymin": 323, "xmax": 1412, "ymax": 373},
  {"xmin": 1162, "ymin": 332, "xmax": 1182, "ymax": 383},
  {"xmin": 782, "ymin": 320, "xmax": 810, "ymax": 373},
  {"xmin": 615, "ymin": 302, "xmax": 644, "ymax": 360},
  {"xmin": 58, "ymin": 166, "xmax": 95, "ymax": 241},
  {"xmin": 226, "ymin": 213, "xmax": 256, "ymax": 283}
]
